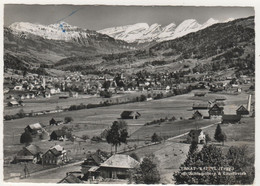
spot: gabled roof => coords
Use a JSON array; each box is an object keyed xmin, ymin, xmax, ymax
[
  {"xmin": 58, "ymin": 173, "xmax": 83, "ymax": 183},
  {"xmin": 236, "ymin": 105, "xmax": 249, "ymax": 112},
  {"xmin": 193, "ymin": 110, "xmax": 203, "ymax": 117},
  {"xmin": 24, "ymin": 144, "xmax": 41, "ymax": 155},
  {"xmin": 100, "ymin": 154, "xmax": 140, "ymax": 169},
  {"xmin": 51, "ymin": 130, "xmax": 66, "ymax": 137},
  {"xmin": 209, "ymin": 104, "xmax": 224, "ymax": 111},
  {"xmin": 9, "ymin": 100, "xmax": 19, "ymax": 105},
  {"xmin": 27, "ymin": 123, "xmax": 42, "ymax": 130}
]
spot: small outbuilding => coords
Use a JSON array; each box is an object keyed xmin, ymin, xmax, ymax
[
  {"xmin": 50, "ymin": 130, "xmax": 67, "ymax": 141},
  {"xmin": 121, "ymin": 111, "xmax": 141, "ymax": 119},
  {"xmin": 192, "ymin": 111, "xmax": 203, "ymax": 120}
]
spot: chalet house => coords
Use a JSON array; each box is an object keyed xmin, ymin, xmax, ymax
[
  {"xmin": 81, "ymin": 150, "xmax": 109, "ymax": 180},
  {"xmin": 7, "ymin": 100, "xmax": 20, "ymax": 107},
  {"xmin": 121, "ymin": 111, "xmax": 141, "ymax": 119},
  {"xmin": 99, "ymin": 154, "xmax": 140, "ymax": 179},
  {"xmin": 50, "ymin": 130, "xmax": 67, "ymax": 141},
  {"xmin": 236, "ymin": 105, "xmax": 249, "ymax": 115},
  {"xmin": 222, "ymin": 115, "xmax": 241, "ymax": 124},
  {"xmin": 15, "ymin": 144, "xmax": 42, "ymax": 163},
  {"xmin": 42, "ymin": 145, "xmax": 68, "ymax": 165},
  {"xmin": 192, "ymin": 110, "xmax": 203, "ymax": 120},
  {"xmin": 24, "ymin": 123, "xmax": 43, "ymax": 135},
  {"xmin": 208, "ymin": 104, "xmax": 224, "ymax": 118},
  {"xmin": 58, "ymin": 172, "xmax": 83, "ymax": 183},
  {"xmin": 187, "ymin": 129, "xmax": 206, "ymax": 144},
  {"xmin": 192, "ymin": 103, "xmax": 209, "ymax": 110}
]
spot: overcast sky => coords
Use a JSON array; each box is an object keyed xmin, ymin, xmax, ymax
[{"xmin": 4, "ymin": 5, "xmax": 254, "ymax": 30}]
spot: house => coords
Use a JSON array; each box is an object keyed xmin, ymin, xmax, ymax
[
  {"xmin": 50, "ymin": 130, "xmax": 67, "ymax": 141},
  {"xmin": 187, "ymin": 129, "xmax": 206, "ymax": 144},
  {"xmin": 192, "ymin": 110, "xmax": 203, "ymax": 120},
  {"xmin": 222, "ymin": 115, "xmax": 241, "ymax": 124},
  {"xmin": 236, "ymin": 105, "xmax": 249, "ymax": 115},
  {"xmin": 208, "ymin": 104, "xmax": 224, "ymax": 118},
  {"xmin": 7, "ymin": 100, "xmax": 20, "ymax": 107},
  {"xmin": 13, "ymin": 85, "xmax": 23, "ymax": 91},
  {"xmin": 121, "ymin": 111, "xmax": 141, "ymax": 119},
  {"xmin": 81, "ymin": 150, "xmax": 110, "ymax": 180},
  {"xmin": 192, "ymin": 103, "xmax": 209, "ymax": 110},
  {"xmin": 24, "ymin": 123, "xmax": 43, "ymax": 135},
  {"xmin": 42, "ymin": 145, "xmax": 68, "ymax": 165},
  {"xmin": 58, "ymin": 172, "xmax": 83, "ymax": 183},
  {"xmin": 15, "ymin": 144, "xmax": 42, "ymax": 163},
  {"xmin": 99, "ymin": 154, "xmax": 140, "ymax": 179},
  {"xmin": 49, "ymin": 118, "xmax": 57, "ymax": 125}
]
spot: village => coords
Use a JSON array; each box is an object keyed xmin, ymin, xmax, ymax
[{"xmin": 3, "ymin": 67, "xmax": 255, "ymax": 183}]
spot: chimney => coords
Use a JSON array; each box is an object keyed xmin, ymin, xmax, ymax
[{"xmin": 247, "ymin": 94, "xmax": 251, "ymax": 112}]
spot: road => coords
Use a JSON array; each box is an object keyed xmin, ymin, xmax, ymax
[{"xmin": 5, "ymin": 121, "xmax": 219, "ymax": 183}]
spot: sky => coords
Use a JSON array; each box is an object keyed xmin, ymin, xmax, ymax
[{"xmin": 4, "ymin": 5, "xmax": 254, "ymax": 30}]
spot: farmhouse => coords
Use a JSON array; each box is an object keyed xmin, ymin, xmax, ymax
[
  {"xmin": 192, "ymin": 110, "xmax": 203, "ymax": 120},
  {"xmin": 121, "ymin": 111, "xmax": 141, "ymax": 119},
  {"xmin": 24, "ymin": 123, "xmax": 43, "ymax": 135},
  {"xmin": 236, "ymin": 105, "xmax": 249, "ymax": 115},
  {"xmin": 50, "ymin": 130, "xmax": 67, "ymax": 141},
  {"xmin": 99, "ymin": 154, "xmax": 140, "ymax": 179},
  {"xmin": 81, "ymin": 150, "xmax": 109, "ymax": 180},
  {"xmin": 187, "ymin": 129, "xmax": 206, "ymax": 144},
  {"xmin": 208, "ymin": 104, "xmax": 224, "ymax": 118},
  {"xmin": 192, "ymin": 103, "xmax": 209, "ymax": 110},
  {"xmin": 15, "ymin": 144, "xmax": 42, "ymax": 163},
  {"xmin": 42, "ymin": 145, "xmax": 68, "ymax": 165},
  {"xmin": 7, "ymin": 100, "xmax": 19, "ymax": 107},
  {"xmin": 222, "ymin": 115, "xmax": 241, "ymax": 124}
]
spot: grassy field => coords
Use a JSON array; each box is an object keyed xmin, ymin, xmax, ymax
[{"xmin": 3, "ymin": 89, "xmax": 254, "ymax": 182}]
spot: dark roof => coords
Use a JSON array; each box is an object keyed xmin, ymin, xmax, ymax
[
  {"xmin": 50, "ymin": 148, "xmax": 62, "ymax": 156},
  {"xmin": 51, "ymin": 130, "xmax": 66, "ymax": 137},
  {"xmin": 58, "ymin": 173, "xmax": 83, "ymax": 183},
  {"xmin": 193, "ymin": 111, "xmax": 203, "ymax": 117},
  {"xmin": 24, "ymin": 144, "xmax": 41, "ymax": 155},
  {"xmin": 121, "ymin": 111, "xmax": 141, "ymax": 117},
  {"xmin": 236, "ymin": 105, "xmax": 249, "ymax": 112},
  {"xmin": 209, "ymin": 104, "xmax": 224, "ymax": 111}
]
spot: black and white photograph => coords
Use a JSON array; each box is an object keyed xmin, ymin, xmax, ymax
[{"xmin": 2, "ymin": 1, "xmax": 257, "ymax": 185}]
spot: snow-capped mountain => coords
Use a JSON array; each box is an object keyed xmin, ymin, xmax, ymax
[
  {"xmin": 98, "ymin": 18, "xmax": 227, "ymax": 43},
  {"xmin": 9, "ymin": 22, "xmax": 102, "ymax": 41}
]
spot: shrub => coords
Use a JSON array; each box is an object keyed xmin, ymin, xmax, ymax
[{"xmin": 64, "ymin": 116, "xmax": 73, "ymax": 124}]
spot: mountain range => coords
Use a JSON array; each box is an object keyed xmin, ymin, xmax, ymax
[{"xmin": 98, "ymin": 18, "xmax": 234, "ymax": 43}]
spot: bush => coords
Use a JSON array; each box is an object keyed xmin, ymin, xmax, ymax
[
  {"xmin": 91, "ymin": 136, "xmax": 102, "ymax": 142},
  {"xmin": 129, "ymin": 152, "xmax": 140, "ymax": 162},
  {"xmin": 64, "ymin": 116, "xmax": 73, "ymax": 124},
  {"xmin": 82, "ymin": 135, "xmax": 89, "ymax": 140}
]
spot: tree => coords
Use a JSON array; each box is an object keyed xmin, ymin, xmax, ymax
[
  {"xmin": 214, "ymin": 124, "xmax": 227, "ymax": 145},
  {"xmin": 139, "ymin": 94, "xmax": 147, "ymax": 102},
  {"xmin": 151, "ymin": 133, "xmax": 162, "ymax": 142},
  {"xmin": 174, "ymin": 145, "xmax": 254, "ymax": 184},
  {"xmin": 205, "ymin": 133, "xmax": 211, "ymax": 144},
  {"xmin": 64, "ymin": 116, "xmax": 73, "ymax": 124},
  {"xmin": 133, "ymin": 154, "xmax": 160, "ymax": 184},
  {"xmin": 20, "ymin": 131, "xmax": 33, "ymax": 144},
  {"xmin": 106, "ymin": 121, "xmax": 128, "ymax": 153}
]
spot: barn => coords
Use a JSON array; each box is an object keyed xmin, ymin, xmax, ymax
[
  {"xmin": 236, "ymin": 105, "xmax": 249, "ymax": 115},
  {"xmin": 121, "ymin": 111, "xmax": 141, "ymax": 119}
]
